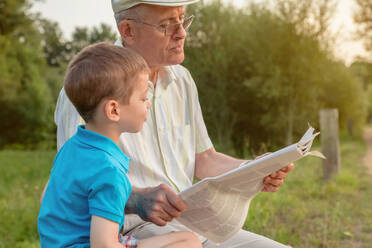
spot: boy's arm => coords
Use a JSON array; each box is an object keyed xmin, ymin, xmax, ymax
[{"xmin": 90, "ymin": 215, "xmax": 123, "ymax": 248}]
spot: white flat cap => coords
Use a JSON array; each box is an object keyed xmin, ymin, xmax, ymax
[{"xmin": 112, "ymin": 0, "xmax": 200, "ymax": 13}]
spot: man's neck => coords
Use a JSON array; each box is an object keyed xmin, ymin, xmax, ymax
[{"xmin": 149, "ymin": 67, "xmax": 160, "ymax": 87}]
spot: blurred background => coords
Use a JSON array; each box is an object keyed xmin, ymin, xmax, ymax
[{"xmin": 0, "ymin": 0, "xmax": 371, "ymax": 247}]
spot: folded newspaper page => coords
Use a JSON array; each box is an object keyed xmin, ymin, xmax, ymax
[{"xmin": 177, "ymin": 126, "xmax": 325, "ymax": 243}]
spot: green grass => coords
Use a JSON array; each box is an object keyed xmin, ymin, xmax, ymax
[
  {"xmin": 245, "ymin": 134, "xmax": 372, "ymax": 247},
  {"xmin": 0, "ymin": 150, "xmax": 55, "ymax": 248},
  {"xmin": 1, "ymin": 134, "xmax": 372, "ymax": 247}
]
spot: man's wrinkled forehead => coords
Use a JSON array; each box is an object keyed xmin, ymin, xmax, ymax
[{"xmin": 138, "ymin": 5, "xmax": 185, "ymax": 21}]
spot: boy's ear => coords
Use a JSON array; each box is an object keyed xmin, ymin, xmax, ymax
[
  {"xmin": 104, "ymin": 100, "xmax": 120, "ymax": 122},
  {"xmin": 118, "ymin": 20, "xmax": 135, "ymax": 46}
]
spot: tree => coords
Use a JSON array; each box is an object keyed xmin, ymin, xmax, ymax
[
  {"xmin": 354, "ymin": 0, "xmax": 372, "ymax": 56},
  {"xmin": 184, "ymin": 0, "xmax": 366, "ymax": 154},
  {"xmin": 275, "ymin": 0, "xmax": 338, "ymax": 42},
  {"xmin": 185, "ymin": 0, "xmax": 242, "ymax": 153},
  {"xmin": 0, "ymin": 0, "xmax": 54, "ymax": 148},
  {"xmin": 68, "ymin": 23, "xmax": 118, "ymax": 58},
  {"xmin": 318, "ymin": 61, "xmax": 367, "ymax": 132},
  {"xmin": 37, "ymin": 18, "xmax": 68, "ymax": 67},
  {"xmin": 350, "ymin": 61, "xmax": 372, "ymax": 122},
  {"xmin": 37, "ymin": 21, "xmax": 119, "ymax": 105},
  {"xmin": 37, "ymin": 21, "xmax": 118, "ymax": 67},
  {"xmin": 0, "ymin": 0, "xmax": 32, "ymax": 35}
]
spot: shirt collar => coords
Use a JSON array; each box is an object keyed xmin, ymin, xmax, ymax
[
  {"xmin": 157, "ymin": 66, "xmax": 176, "ymax": 88},
  {"xmin": 75, "ymin": 125, "xmax": 130, "ymax": 172},
  {"xmin": 115, "ymin": 38, "xmax": 123, "ymax": 47}
]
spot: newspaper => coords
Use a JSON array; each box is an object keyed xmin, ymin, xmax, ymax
[{"xmin": 177, "ymin": 126, "xmax": 325, "ymax": 243}]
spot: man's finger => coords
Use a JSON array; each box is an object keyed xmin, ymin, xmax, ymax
[
  {"xmin": 162, "ymin": 202, "xmax": 182, "ymax": 218},
  {"xmin": 158, "ymin": 209, "xmax": 174, "ymax": 222},
  {"xmin": 269, "ymin": 170, "xmax": 287, "ymax": 179},
  {"xmin": 151, "ymin": 216, "xmax": 167, "ymax": 226},
  {"xmin": 262, "ymin": 184, "xmax": 279, "ymax": 192},
  {"xmin": 280, "ymin": 164, "xmax": 294, "ymax": 173},
  {"xmin": 269, "ymin": 165, "xmax": 294, "ymax": 179},
  {"xmin": 165, "ymin": 189, "xmax": 187, "ymax": 212},
  {"xmin": 264, "ymin": 176, "xmax": 283, "ymax": 187},
  {"xmin": 265, "ymin": 178, "xmax": 283, "ymax": 187}
]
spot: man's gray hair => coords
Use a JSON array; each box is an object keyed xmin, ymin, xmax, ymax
[{"xmin": 114, "ymin": 7, "xmax": 140, "ymax": 26}]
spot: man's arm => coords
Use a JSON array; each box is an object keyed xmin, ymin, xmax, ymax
[{"xmin": 194, "ymin": 147, "xmax": 294, "ymax": 192}]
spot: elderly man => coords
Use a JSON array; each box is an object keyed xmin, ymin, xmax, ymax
[{"xmin": 54, "ymin": 0, "xmax": 294, "ymax": 247}]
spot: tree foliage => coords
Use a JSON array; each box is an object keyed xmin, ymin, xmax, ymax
[
  {"xmin": 354, "ymin": 0, "xmax": 372, "ymax": 55},
  {"xmin": 0, "ymin": 0, "xmax": 118, "ymax": 149},
  {"xmin": 185, "ymin": 0, "xmax": 366, "ymax": 154},
  {"xmin": 350, "ymin": 61, "xmax": 372, "ymax": 122},
  {"xmin": 38, "ymin": 20, "xmax": 118, "ymax": 67},
  {"xmin": 0, "ymin": 0, "xmax": 368, "ymax": 153},
  {"xmin": 0, "ymin": 0, "xmax": 53, "ymax": 148}
]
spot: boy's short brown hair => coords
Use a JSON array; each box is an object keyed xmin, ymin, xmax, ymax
[{"xmin": 64, "ymin": 42, "xmax": 149, "ymax": 123}]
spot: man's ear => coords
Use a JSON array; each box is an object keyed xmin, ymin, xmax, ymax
[
  {"xmin": 118, "ymin": 20, "xmax": 136, "ymax": 46},
  {"xmin": 104, "ymin": 100, "xmax": 120, "ymax": 122}
]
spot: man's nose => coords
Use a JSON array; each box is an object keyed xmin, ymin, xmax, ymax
[{"xmin": 173, "ymin": 23, "xmax": 187, "ymax": 39}]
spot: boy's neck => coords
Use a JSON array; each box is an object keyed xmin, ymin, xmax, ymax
[{"xmin": 85, "ymin": 122, "xmax": 121, "ymax": 146}]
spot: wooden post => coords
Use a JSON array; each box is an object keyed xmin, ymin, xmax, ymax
[
  {"xmin": 347, "ymin": 119, "xmax": 353, "ymax": 137},
  {"xmin": 319, "ymin": 109, "xmax": 341, "ymax": 180}
]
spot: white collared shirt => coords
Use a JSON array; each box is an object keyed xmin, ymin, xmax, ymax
[{"xmin": 55, "ymin": 64, "xmax": 213, "ymax": 193}]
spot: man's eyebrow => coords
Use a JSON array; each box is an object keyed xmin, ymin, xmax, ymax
[{"xmin": 158, "ymin": 13, "xmax": 185, "ymax": 24}]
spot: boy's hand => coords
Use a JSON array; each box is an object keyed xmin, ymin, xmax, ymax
[{"xmin": 126, "ymin": 184, "xmax": 187, "ymax": 226}]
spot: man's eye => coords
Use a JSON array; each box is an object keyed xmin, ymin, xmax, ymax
[{"xmin": 159, "ymin": 24, "xmax": 168, "ymax": 29}]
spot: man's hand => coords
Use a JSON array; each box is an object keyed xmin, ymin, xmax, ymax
[
  {"xmin": 262, "ymin": 164, "xmax": 294, "ymax": 192},
  {"xmin": 126, "ymin": 184, "xmax": 187, "ymax": 226}
]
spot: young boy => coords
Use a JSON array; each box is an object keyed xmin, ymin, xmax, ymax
[{"xmin": 38, "ymin": 42, "xmax": 201, "ymax": 248}]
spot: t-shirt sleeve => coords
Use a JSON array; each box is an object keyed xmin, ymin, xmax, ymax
[{"xmin": 87, "ymin": 166, "xmax": 131, "ymax": 224}]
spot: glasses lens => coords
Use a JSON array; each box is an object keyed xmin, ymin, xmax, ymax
[
  {"xmin": 183, "ymin": 16, "xmax": 194, "ymax": 31},
  {"xmin": 165, "ymin": 15, "xmax": 194, "ymax": 36}
]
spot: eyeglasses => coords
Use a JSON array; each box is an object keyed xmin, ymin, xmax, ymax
[{"xmin": 127, "ymin": 15, "xmax": 194, "ymax": 36}]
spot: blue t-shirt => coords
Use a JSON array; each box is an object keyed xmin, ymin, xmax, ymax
[{"xmin": 38, "ymin": 125, "xmax": 131, "ymax": 248}]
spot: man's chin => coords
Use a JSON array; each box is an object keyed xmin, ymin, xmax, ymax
[{"xmin": 168, "ymin": 54, "xmax": 185, "ymax": 65}]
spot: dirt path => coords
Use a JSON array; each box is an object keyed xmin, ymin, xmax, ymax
[{"xmin": 362, "ymin": 126, "xmax": 372, "ymax": 175}]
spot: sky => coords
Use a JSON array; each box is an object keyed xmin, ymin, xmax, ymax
[{"xmin": 31, "ymin": 0, "xmax": 367, "ymax": 65}]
